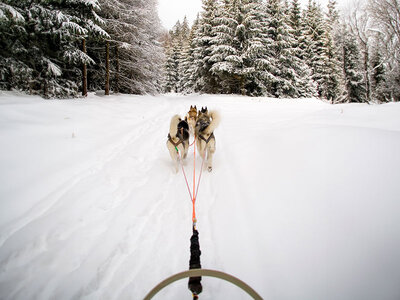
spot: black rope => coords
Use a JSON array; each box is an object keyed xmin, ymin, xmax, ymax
[{"xmin": 188, "ymin": 226, "xmax": 202, "ymax": 298}]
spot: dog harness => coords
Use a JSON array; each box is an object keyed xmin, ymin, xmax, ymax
[
  {"xmin": 168, "ymin": 121, "xmax": 190, "ymax": 150},
  {"xmin": 198, "ymin": 132, "xmax": 214, "ymax": 144},
  {"xmin": 168, "ymin": 133, "xmax": 185, "ymax": 149}
]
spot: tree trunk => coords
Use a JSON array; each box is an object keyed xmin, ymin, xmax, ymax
[
  {"xmin": 115, "ymin": 46, "xmax": 119, "ymax": 93},
  {"xmin": 43, "ymin": 79, "xmax": 48, "ymax": 98},
  {"xmin": 82, "ymin": 39, "xmax": 87, "ymax": 97},
  {"xmin": 105, "ymin": 41, "xmax": 110, "ymax": 95},
  {"xmin": 240, "ymin": 76, "xmax": 246, "ymax": 96},
  {"xmin": 364, "ymin": 48, "xmax": 370, "ymax": 102}
]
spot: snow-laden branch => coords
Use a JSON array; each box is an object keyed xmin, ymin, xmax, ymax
[
  {"xmin": 64, "ymin": 49, "xmax": 95, "ymax": 65},
  {"xmin": 0, "ymin": 3, "xmax": 24, "ymax": 23}
]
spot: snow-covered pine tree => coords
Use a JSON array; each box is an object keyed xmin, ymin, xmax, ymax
[
  {"xmin": 323, "ymin": 30, "xmax": 344, "ymax": 102},
  {"xmin": 264, "ymin": 0, "xmax": 310, "ymax": 98},
  {"xmin": 0, "ymin": 0, "xmax": 109, "ymax": 98},
  {"xmin": 324, "ymin": 0, "xmax": 345, "ymax": 102},
  {"xmin": 289, "ymin": 0, "xmax": 305, "ymax": 61},
  {"xmin": 98, "ymin": 0, "xmax": 163, "ymax": 95},
  {"xmin": 163, "ymin": 21, "xmax": 182, "ymax": 93},
  {"xmin": 177, "ymin": 18, "xmax": 191, "ymax": 92},
  {"xmin": 270, "ymin": 0, "xmax": 293, "ymax": 97},
  {"xmin": 179, "ymin": 40, "xmax": 193, "ymax": 93},
  {"xmin": 342, "ymin": 30, "xmax": 366, "ymax": 103},
  {"xmin": 163, "ymin": 19, "xmax": 191, "ymax": 93},
  {"xmin": 181, "ymin": 15, "xmax": 201, "ymax": 93},
  {"xmin": 368, "ymin": 0, "xmax": 400, "ymax": 102},
  {"xmin": 241, "ymin": 0, "xmax": 273, "ymax": 96},
  {"xmin": 170, "ymin": 20, "xmax": 182, "ymax": 41},
  {"xmin": 40, "ymin": 0, "xmax": 108, "ymax": 97},
  {"xmin": 288, "ymin": 0, "xmax": 317, "ymax": 97},
  {"xmin": 192, "ymin": 0, "xmax": 219, "ymax": 93},
  {"xmin": 371, "ymin": 41, "xmax": 390, "ymax": 102},
  {"xmin": 64, "ymin": 0, "xmax": 109, "ymax": 96},
  {"xmin": 0, "ymin": 2, "xmax": 31, "ymax": 92},
  {"xmin": 181, "ymin": 16, "xmax": 191, "ymax": 42},
  {"xmin": 303, "ymin": 0, "xmax": 341, "ymax": 100},
  {"xmin": 164, "ymin": 42, "xmax": 180, "ymax": 93},
  {"xmin": 209, "ymin": 0, "xmax": 242, "ymax": 94},
  {"xmin": 228, "ymin": 0, "xmax": 257, "ymax": 95}
]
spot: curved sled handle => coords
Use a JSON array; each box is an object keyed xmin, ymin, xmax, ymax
[{"xmin": 143, "ymin": 268, "xmax": 263, "ymax": 300}]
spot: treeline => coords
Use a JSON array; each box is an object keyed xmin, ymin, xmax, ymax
[
  {"xmin": 0, "ymin": 0, "xmax": 163, "ymax": 98},
  {"xmin": 163, "ymin": 0, "xmax": 400, "ymax": 103}
]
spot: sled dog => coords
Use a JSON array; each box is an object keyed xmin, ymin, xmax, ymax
[
  {"xmin": 195, "ymin": 107, "xmax": 220, "ymax": 172},
  {"xmin": 167, "ymin": 115, "xmax": 190, "ymax": 173},
  {"xmin": 185, "ymin": 105, "xmax": 198, "ymax": 135}
]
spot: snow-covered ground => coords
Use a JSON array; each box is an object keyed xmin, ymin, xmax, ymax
[{"xmin": 1, "ymin": 91, "xmax": 400, "ymax": 300}]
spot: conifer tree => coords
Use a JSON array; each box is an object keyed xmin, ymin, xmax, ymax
[
  {"xmin": 289, "ymin": 0, "xmax": 303, "ymax": 56},
  {"xmin": 265, "ymin": 0, "xmax": 312, "ymax": 98},
  {"xmin": 181, "ymin": 17, "xmax": 191, "ymax": 42},
  {"xmin": 0, "ymin": 0, "xmax": 109, "ymax": 97},
  {"xmin": 164, "ymin": 43, "xmax": 180, "ymax": 93},
  {"xmin": 342, "ymin": 31, "xmax": 366, "ymax": 102},
  {"xmin": 97, "ymin": 0, "xmax": 163, "ymax": 95},
  {"xmin": 0, "ymin": 3, "xmax": 30, "ymax": 91},
  {"xmin": 210, "ymin": 0, "xmax": 247, "ymax": 94},
  {"xmin": 163, "ymin": 20, "xmax": 188, "ymax": 93},
  {"xmin": 177, "ymin": 18, "xmax": 191, "ymax": 92},
  {"xmin": 324, "ymin": 0, "xmax": 345, "ymax": 102},
  {"xmin": 288, "ymin": 0, "xmax": 317, "ymax": 97},
  {"xmin": 263, "ymin": 0, "xmax": 286, "ymax": 97},
  {"xmin": 192, "ymin": 0, "xmax": 219, "ymax": 93},
  {"xmin": 368, "ymin": 0, "xmax": 400, "ymax": 101},
  {"xmin": 181, "ymin": 15, "xmax": 201, "ymax": 93},
  {"xmin": 303, "ymin": 0, "xmax": 342, "ymax": 100},
  {"xmin": 209, "ymin": 0, "xmax": 235, "ymax": 93},
  {"xmin": 371, "ymin": 44, "xmax": 390, "ymax": 102},
  {"xmin": 241, "ymin": 0, "xmax": 273, "ymax": 96},
  {"xmin": 179, "ymin": 40, "xmax": 193, "ymax": 93},
  {"xmin": 1, "ymin": 0, "xmax": 164, "ymax": 97}
]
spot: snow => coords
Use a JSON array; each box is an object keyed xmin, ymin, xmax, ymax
[
  {"xmin": 0, "ymin": 3, "xmax": 25, "ymax": 23},
  {"xmin": 1, "ymin": 91, "xmax": 400, "ymax": 300},
  {"xmin": 43, "ymin": 58, "xmax": 62, "ymax": 77}
]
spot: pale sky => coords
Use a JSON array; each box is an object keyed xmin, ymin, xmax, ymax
[
  {"xmin": 157, "ymin": 0, "xmax": 354, "ymax": 30},
  {"xmin": 157, "ymin": 0, "xmax": 203, "ymax": 29}
]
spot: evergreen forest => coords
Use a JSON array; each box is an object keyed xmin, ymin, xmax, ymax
[{"xmin": 1, "ymin": 0, "xmax": 399, "ymax": 103}]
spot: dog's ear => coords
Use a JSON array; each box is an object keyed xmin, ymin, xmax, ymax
[
  {"xmin": 190, "ymin": 105, "xmax": 193, "ymax": 109},
  {"xmin": 194, "ymin": 105, "xmax": 197, "ymax": 110}
]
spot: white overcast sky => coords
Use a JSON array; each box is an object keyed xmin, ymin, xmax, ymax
[{"xmin": 157, "ymin": 0, "xmax": 356, "ymax": 30}]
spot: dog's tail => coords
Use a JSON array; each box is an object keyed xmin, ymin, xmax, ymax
[
  {"xmin": 169, "ymin": 114, "xmax": 181, "ymax": 137},
  {"xmin": 204, "ymin": 110, "xmax": 221, "ymax": 135}
]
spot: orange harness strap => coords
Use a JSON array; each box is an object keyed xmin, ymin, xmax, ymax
[
  {"xmin": 177, "ymin": 135, "xmax": 204, "ymax": 228},
  {"xmin": 192, "ymin": 137, "xmax": 197, "ymax": 225}
]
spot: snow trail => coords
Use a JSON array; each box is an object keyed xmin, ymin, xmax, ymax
[{"xmin": 1, "ymin": 92, "xmax": 400, "ymax": 300}]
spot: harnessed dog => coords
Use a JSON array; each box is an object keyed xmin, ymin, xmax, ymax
[
  {"xmin": 167, "ymin": 115, "xmax": 190, "ymax": 172},
  {"xmin": 195, "ymin": 107, "xmax": 220, "ymax": 172}
]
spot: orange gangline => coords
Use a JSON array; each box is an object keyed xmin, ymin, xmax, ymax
[{"xmin": 192, "ymin": 137, "xmax": 196, "ymax": 223}]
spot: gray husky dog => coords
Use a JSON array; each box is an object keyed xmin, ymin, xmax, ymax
[
  {"xmin": 195, "ymin": 107, "xmax": 221, "ymax": 172},
  {"xmin": 167, "ymin": 115, "xmax": 190, "ymax": 172}
]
